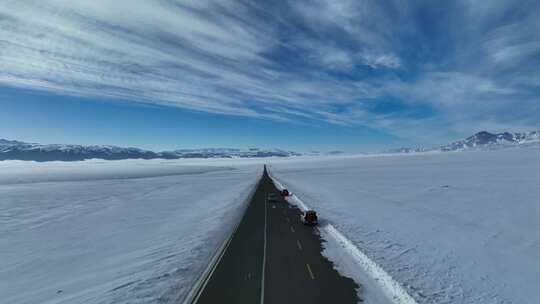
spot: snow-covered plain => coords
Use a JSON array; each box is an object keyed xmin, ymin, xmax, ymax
[
  {"xmin": 0, "ymin": 160, "xmax": 262, "ymax": 304},
  {"xmin": 269, "ymin": 148, "xmax": 540, "ymax": 304}
]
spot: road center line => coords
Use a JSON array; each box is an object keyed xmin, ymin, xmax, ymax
[
  {"xmin": 296, "ymin": 240, "xmax": 302, "ymax": 250},
  {"xmin": 290, "ymin": 226, "xmax": 295, "ymax": 233},
  {"xmin": 306, "ymin": 263, "xmax": 315, "ymax": 280},
  {"xmin": 260, "ymin": 191, "xmax": 267, "ymax": 304}
]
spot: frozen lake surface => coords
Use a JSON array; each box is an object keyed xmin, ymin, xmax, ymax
[
  {"xmin": 269, "ymin": 148, "xmax": 540, "ymax": 304},
  {"xmin": 0, "ymin": 160, "xmax": 261, "ymax": 304},
  {"xmin": 2, "ymin": 149, "xmax": 538, "ymax": 304}
]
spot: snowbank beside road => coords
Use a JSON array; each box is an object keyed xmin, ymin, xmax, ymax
[
  {"xmin": 269, "ymin": 149, "xmax": 540, "ymax": 304},
  {"xmin": 0, "ymin": 160, "xmax": 262, "ymax": 304},
  {"xmin": 272, "ymin": 177, "xmax": 416, "ymax": 304}
]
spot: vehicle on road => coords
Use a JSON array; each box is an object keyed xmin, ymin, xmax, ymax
[
  {"xmin": 280, "ymin": 189, "xmax": 290, "ymax": 197},
  {"xmin": 301, "ymin": 210, "xmax": 318, "ymax": 226},
  {"xmin": 267, "ymin": 193, "xmax": 277, "ymax": 203}
]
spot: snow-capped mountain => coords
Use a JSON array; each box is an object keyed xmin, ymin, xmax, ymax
[
  {"xmin": 439, "ymin": 131, "xmax": 540, "ymax": 151},
  {"xmin": 171, "ymin": 148, "xmax": 301, "ymax": 158},
  {"xmin": 384, "ymin": 147, "xmax": 429, "ymax": 154},
  {"xmin": 0, "ymin": 139, "xmax": 162, "ymax": 161},
  {"xmin": 0, "ymin": 139, "xmax": 301, "ymax": 161},
  {"xmin": 385, "ymin": 131, "xmax": 540, "ymax": 154}
]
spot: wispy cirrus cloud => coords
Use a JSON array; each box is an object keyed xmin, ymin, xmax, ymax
[{"xmin": 0, "ymin": 0, "xmax": 539, "ymax": 143}]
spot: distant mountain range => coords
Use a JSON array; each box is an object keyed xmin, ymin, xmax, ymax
[
  {"xmin": 0, "ymin": 139, "xmax": 301, "ymax": 161},
  {"xmin": 2, "ymin": 130, "xmax": 538, "ymax": 161},
  {"xmin": 387, "ymin": 131, "xmax": 540, "ymax": 154},
  {"xmin": 439, "ymin": 131, "xmax": 540, "ymax": 151}
]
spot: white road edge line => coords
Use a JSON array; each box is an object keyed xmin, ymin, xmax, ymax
[
  {"xmin": 260, "ymin": 191, "xmax": 267, "ymax": 304},
  {"xmin": 190, "ymin": 208, "xmax": 242, "ymax": 304},
  {"xmin": 183, "ymin": 176, "xmax": 260, "ymax": 304},
  {"xmin": 296, "ymin": 240, "xmax": 302, "ymax": 251}
]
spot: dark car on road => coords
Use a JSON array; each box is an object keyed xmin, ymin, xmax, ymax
[{"xmin": 301, "ymin": 210, "xmax": 318, "ymax": 226}]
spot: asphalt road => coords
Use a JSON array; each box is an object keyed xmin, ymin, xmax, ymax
[{"xmin": 193, "ymin": 167, "xmax": 359, "ymax": 304}]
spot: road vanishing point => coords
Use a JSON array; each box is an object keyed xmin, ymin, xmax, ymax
[{"xmin": 191, "ymin": 166, "xmax": 359, "ymax": 304}]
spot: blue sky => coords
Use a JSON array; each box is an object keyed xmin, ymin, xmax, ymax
[{"xmin": 1, "ymin": 0, "xmax": 539, "ymax": 152}]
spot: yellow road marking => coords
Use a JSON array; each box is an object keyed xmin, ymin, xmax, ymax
[
  {"xmin": 296, "ymin": 240, "xmax": 302, "ymax": 250},
  {"xmin": 306, "ymin": 263, "xmax": 315, "ymax": 280}
]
